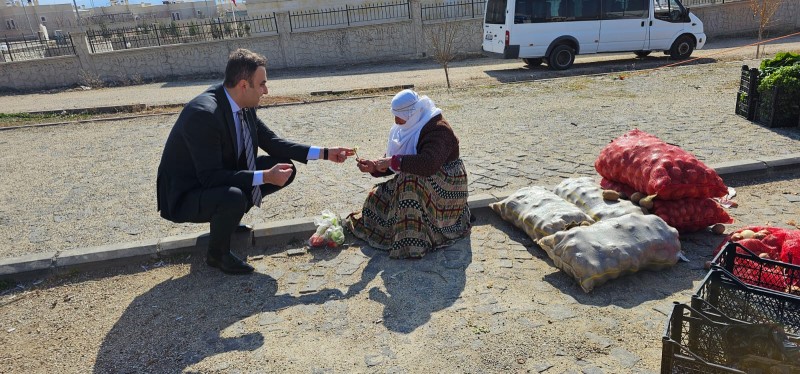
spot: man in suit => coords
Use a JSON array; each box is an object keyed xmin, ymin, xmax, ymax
[{"xmin": 157, "ymin": 48, "xmax": 354, "ymax": 275}]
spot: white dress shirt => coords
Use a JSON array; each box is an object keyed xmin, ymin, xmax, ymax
[{"xmin": 224, "ymin": 88, "xmax": 322, "ymax": 186}]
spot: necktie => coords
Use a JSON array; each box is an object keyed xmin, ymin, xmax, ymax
[{"xmin": 238, "ymin": 110, "xmax": 262, "ymax": 207}]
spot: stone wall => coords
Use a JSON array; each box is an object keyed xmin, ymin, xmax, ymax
[
  {"xmin": 1, "ymin": 0, "xmax": 798, "ymax": 92},
  {"xmin": 691, "ymin": 0, "xmax": 800, "ymax": 39}
]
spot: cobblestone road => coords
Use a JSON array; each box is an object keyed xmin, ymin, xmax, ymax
[{"xmin": 1, "ymin": 57, "xmax": 799, "ymax": 259}]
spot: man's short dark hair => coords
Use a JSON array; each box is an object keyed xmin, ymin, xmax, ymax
[{"xmin": 223, "ymin": 48, "xmax": 267, "ymax": 88}]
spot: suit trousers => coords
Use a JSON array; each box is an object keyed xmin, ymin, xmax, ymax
[{"xmin": 172, "ymin": 155, "xmax": 297, "ymax": 256}]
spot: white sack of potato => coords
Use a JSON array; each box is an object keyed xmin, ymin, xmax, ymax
[
  {"xmin": 490, "ymin": 186, "xmax": 594, "ymax": 241},
  {"xmin": 537, "ymin": 214, "xmax": 680, "ymax": 292},
  {"xmin": 553, "ymin": 177, "xmax": 643, "ymax": 221}
]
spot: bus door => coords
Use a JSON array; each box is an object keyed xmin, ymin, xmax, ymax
[
  {"xmin": 649, "ymin": 0, "xmax": 689, "ymax": 50},
  {"xmin": 483, "ymin": 0, "xmax": 509, "ymax": 55},
  {"xmin": 598, "ymin": 0, "xmax": 649, "ymax": 52}
]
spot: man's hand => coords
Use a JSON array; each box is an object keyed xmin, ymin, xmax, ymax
[
  {"xmin": 262, "ymin": 163, "xmax": 293, "ymax": 186},
  {"xmin": 326, "ymin": 147, "xmax": 355, "ymax": 163}
]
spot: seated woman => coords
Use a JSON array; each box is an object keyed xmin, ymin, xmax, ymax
[{"xmin": 346, "ymin": 89, "xmax": 471, "ymax": 259}]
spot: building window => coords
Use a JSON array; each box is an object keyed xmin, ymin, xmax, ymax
[
  {"xmin": 171, "ymin": 12, "xmax": 181, "ymax": 21},
  {"xmin": 6, "ymin": 19, "xmax": 16, "ymax": 30}
]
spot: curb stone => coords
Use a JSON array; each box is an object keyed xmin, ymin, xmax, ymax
[{"xmin": 1, "ymin": 154, "xmax": 798, "ymax": 281}]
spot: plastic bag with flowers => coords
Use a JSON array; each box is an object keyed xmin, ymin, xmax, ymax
[{"xmin": 308, "ymin": 210, "xmax": 346, "ymax": 248}]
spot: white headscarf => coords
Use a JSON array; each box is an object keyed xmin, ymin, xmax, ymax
[{"xmin": 387, "ymin": 89, "xmax": 442, "ymax": 157}]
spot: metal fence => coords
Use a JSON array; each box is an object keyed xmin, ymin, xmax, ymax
[
  {"xmin": 0, "ymin": 34, "xmax": 76, "ymax": 63},
  {"xmin": 288, "ymin": 1, "xmax": 410, "ymax": 31},
  {"xmin": 421, "ymin": 0, "xmax": 486, "ymax": 21},
  {"xmin": 680, "ymin": 0, "xmax": 745, "ymax": 7},
  {"xmin": 86, "ymin": 14, "xmax": 278, "ymax": 53}
]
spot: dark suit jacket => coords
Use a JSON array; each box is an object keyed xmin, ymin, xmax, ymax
[{"xmin": 156, "ymin": 84, "xmax": 310, "ymax": 222}]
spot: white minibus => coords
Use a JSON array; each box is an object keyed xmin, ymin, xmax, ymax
[{"xmin": 482, "ymin": 0, "xmax": 706, "ymax": 69}]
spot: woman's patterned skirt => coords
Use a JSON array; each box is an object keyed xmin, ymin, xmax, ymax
[{"xmin": 347, "ymin": 159, "xmax": 471, "ymax": 259}]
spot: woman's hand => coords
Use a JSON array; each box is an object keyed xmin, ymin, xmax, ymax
[
  {"xmin": 357, "ymin": 159, "xmax": 377, "ymax": 174},
  {"xmin": 374, "ymin": 157, "xmax": 390, "ymax": 172},
  {"xmin": 357, "ymin": 157, "xmax": 391, "ymax": 174}
]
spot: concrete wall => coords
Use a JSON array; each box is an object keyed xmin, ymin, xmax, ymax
[
  {"xmin": 691, "ymin": 0, "xmax": 800, "ymax": 38},
  {"xmin": 2, "ymin": 0, "xmax": 799, "ymax": 92}
]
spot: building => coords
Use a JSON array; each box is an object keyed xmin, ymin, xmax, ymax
[{"xmin": 1, "ymin": 0, "xmax": 246, "ymax": 39}]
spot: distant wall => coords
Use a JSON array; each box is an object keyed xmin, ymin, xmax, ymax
[
  {"xmin": 691, "ymin": 0, "xmax": 800, "ymax": 38},
  {"xmin": 1, "ymin": 0, "xmax": 798, "ymax": 92}
]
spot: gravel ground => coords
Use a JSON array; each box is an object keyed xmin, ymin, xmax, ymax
[{"xmin": 0, "ymin": 36, "xmax": 799, "ymax": 373}]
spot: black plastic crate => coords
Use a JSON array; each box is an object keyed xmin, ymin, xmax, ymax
[
  {"xmin": 754, "ymin": 84, "xmax": 800, "ymax": 128},
  {"xmin": 712, "ymin": 241, "xmax": 800, "ymax": 297},
  {"xmin": 662, "ymin": 301, "xmax": 800, "ymax": 374},
  {"xmin": 694, "ymin": 267, "xmax": 800, "ymax": 335},
  {"xmin": 735, "ymin": 65, "xmax": 760, "ymax": 121}
]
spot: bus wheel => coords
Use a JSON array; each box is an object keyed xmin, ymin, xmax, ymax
[
  {"xmin": 548, "ymin": 45, "xmax": 575, "ymax": 70},
  {"xmin": 634, "ymin": 51, "xmax": 651, "ymax": 58},
  {"xmin": 669, "ymin": 35, "xmax": 694, "ymax": 60},
  {"xmin": 523, "ymin": 58, "xmax": 543, "ymax": 67}
]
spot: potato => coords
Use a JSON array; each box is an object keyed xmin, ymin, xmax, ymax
[
  {"xmin": 759, "ymin": 252, "xmax": 771, "ymax": 259},
  {"xmin": 630, "ymin": 192, "xmax": 644, "ymax": 204},
  {"xmin": 711, "ymin": 224, "xmax": 725, "ymax": 235},
  {"xmin": 740, "ymin": 229, "xmax": 755, "ymax": 239},
  {"xmin": 704, "ymin": 261, "xmax": 712, "ymax": 270},
  {"xmin": 602, "ymin": 190, "xmax": 620, "ymax": 201},
  {"xmin": 754, "ymin": 232, "xmax": 767, "ymax": 240},
  {"xmin": 639, "ymin": 195, "xmax": 656, "ymax": 210},
  {"xmin": 730, "ymin": 233, "xmax": 743, "ymax": 241},
  {"xmin": 580, "ymin": 221, "xmax": 592, "ymax": 226}
]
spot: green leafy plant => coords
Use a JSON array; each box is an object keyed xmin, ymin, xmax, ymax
[
  {"xmin": 757, "ymin": 63, "xmax": 800, "ymax": 126},
  {"xmin": 759, "ymin": 51, "xmax": 800, "ymax": 79}
]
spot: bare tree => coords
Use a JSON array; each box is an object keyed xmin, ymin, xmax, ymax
[
  {"xmin": 750, "ymin": 0, "xmax": 784, "ymax": 58},
  {"xmin": 427, "ymin": 18, "xmax": 459, "ymax": 89}
]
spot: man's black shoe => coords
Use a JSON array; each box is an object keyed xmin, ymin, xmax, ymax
[
  {"xmin": 235, "ymin": 223, "xmax": 253, "ymax": 233},
  {"xmin": 206, "ymin": 252, "xmax": 255, "ymax": 274}
]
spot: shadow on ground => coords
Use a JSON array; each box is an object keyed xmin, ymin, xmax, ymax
[
  {"xmin": 484, "ymin": 56, "xmax": 717, "ymax": 83},
  {"xmin": 92, "ymin": 235, "xmax": 471, "ymax": 371},
  {"xmin": 92, "ymin": 260, "xmax": 343, "ymax": 373},
  {"xmin": 342, "ymin": 239, "xmax": 472, "ymax": 334}
]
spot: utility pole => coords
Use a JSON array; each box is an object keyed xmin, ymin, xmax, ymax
[
  {"xmin": 73, "ymin": 0, "xmax": 82, "ymax": 26},
  {"xmin": 21, "ymin": 0, "xmax": 36, "ymax": 36}
]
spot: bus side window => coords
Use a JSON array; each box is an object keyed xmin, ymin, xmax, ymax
[
  {"xmin": 602, "ymin": 0, "xmax": 622, "ymax": 19},
  {"xmin": 626, "ymin": 0, "xmax": 648, "ymax": 18},
  {"xmin": 581, "ymin": 0, "xmax": 599, "ymax": 19},
  {"xmin": 515, "ymin": 0, "xmax": 532, "ymax": 23},
  {"xmin": 533, "ymin": 0, "xmax": 550, "ymax": 21},
  {"xmin": 654, "ymin": 0, "xmax": 685, "ymax": 21}
]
